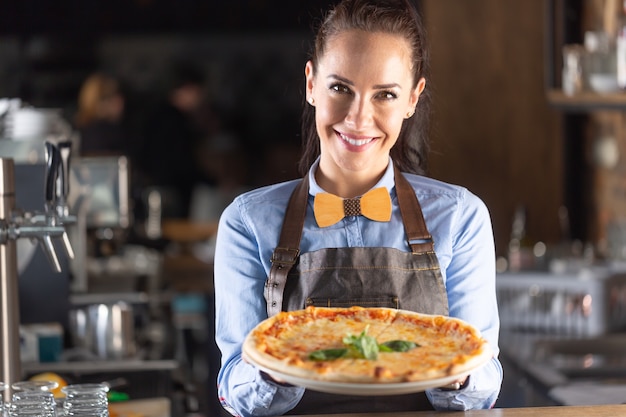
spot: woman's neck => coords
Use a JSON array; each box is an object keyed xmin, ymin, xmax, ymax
[{"xmin": 315, "ymin": 166, "xmax": 385, "ymax": 198}]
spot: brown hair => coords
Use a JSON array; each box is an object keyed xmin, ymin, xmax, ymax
[
  {"xmin": 298, "ymin": 0, "xmax": 432, "ymax": 176},
  {"xmin": 75, "ymin": 73, "xmax": 122, "ymax": 128}
]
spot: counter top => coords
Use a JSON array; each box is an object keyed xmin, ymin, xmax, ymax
[
  {"xmin": 298, "ymin": 404, "xmax": 626, "ymax": 417},
  {"xmin": 107, "ymin": 403, "xmax": 626, "ymax": 417},
  {"xmin": 499, "ymin": 331, "xmax": 626, "ymax": 406}
]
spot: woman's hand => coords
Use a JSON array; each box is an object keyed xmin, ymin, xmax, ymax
[{"xmin": 439, "ymin": 374, "xmax": 469, "ymax": 391}]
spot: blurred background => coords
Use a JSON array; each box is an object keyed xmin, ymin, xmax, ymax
[
  {"xmin": 0, "ymin": 0, "xmax": 564, "ymax": 253},
  {"xmin": 3, "ymin": 0, "xmax": 626, "ymax": 416}
]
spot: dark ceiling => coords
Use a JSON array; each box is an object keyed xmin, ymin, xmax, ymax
[{"xmin": 0, "ymin": 0, "xmax": 339, "ymax": 36}]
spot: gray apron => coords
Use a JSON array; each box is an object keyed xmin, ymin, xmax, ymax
[{"xmin": 264, "ymin": 165, "xmax": 448, "ymax": 414}]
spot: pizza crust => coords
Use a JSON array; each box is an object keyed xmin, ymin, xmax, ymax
[{"xmin": 243, "ymin": 306, "xmax": 492, "ymax": 385}]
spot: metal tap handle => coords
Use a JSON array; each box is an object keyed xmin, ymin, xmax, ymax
[
  {"xmin": 40, "ymin": 233, "xmax": 62, "ymax": 273},
  {"xmin": 57, "ymin": 141, "xmax": 72, "ymax": 200},
  {"xmin": 44, "ymin": 141, "xmax": 61, "ymax": 207},
  {"xmin": 56, "ymin": 141, "xmax": 74, "ymax": 258},
  {"xmin": 61, "ymin": 230, "xmax": 75, "ymax": 260}
]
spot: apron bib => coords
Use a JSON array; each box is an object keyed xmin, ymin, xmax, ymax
[{"xmin": 264, "ymin": 165, "xmax": 448, "ymax": 414}]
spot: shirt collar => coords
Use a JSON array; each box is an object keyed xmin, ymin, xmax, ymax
[{"xmin": 307, "ymin": 156, "xmax": 395, "ymax": 197}]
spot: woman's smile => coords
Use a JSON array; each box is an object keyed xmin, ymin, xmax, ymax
[{"xmin": 337, "ymin": 131, "xmax": 376, "ymax": 149}]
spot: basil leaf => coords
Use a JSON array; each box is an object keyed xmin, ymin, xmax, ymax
[
  {"xmin": 342, "ymin": 327, "xmax": 379, "ymax": 360},
  {"xmin": 380, "ymin": 340, "xmax": 419, "ymax": 352},
  {"xmin": 358, "ymin": 333, "xmax": 379, "ymax": 360},
  {"xmin": 309, "ymin": 348, "xmax": 348, "ymax": 361},
  {"xmin": 378, "ymin": 344, "xmax": 394, "ymax": 352}
]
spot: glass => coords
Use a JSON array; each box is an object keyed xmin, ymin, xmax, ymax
[
  {"xmin": 61, "ymin": 384, "xmax": 109, "ymax": 417},
  {"xmin": 9, "ymin": 380, "xmax": 58, "ymax": 417},
  {"xmin": 11, "ymin": 381, "xmax": 58, "ymax": 393},
  {"xmin": 1, "ymin": 382, "xmax": 6, "ymax": 417},
  {"xmin": 583, "ymin": 31, "xmax": 619, "ymax": 93}
]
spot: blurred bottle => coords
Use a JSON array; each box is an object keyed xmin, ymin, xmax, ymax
[
  {"xmin": 507, "ymin": 205, "xmax": 542, "ymax": 271},
  {"xmin": 617, "ymin": 1, "xmax": 626, "ymax": 89},
  {"xmin": 562, "ymin": 44, "xmax": 585, "ymax": 95}
]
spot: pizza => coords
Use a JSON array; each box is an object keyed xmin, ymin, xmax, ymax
[{"xmin": 242, "ymin": 306, "xmax": 492, "ymax": 385}]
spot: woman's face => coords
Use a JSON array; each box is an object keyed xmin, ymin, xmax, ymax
[{"xmin": 306, "ymin": 29, "xmax": 425, "ymax": 182}]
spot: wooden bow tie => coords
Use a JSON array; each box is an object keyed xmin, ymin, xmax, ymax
[{"xmin": 313, "ymin": 187, "xmax": 392, "ymax": 228}]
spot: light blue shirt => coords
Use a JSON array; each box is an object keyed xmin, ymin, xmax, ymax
[{"xmin": 214, "ymin": 158, "xmax": 502, "ymax": 416}]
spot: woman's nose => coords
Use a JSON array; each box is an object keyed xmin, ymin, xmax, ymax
[{"xmin": 345, "ymin": 98, "xmax": 372, "ymax": 129}]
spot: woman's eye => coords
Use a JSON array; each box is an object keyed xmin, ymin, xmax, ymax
[
  {"xmin": 377, "ymin": 91, "xmax": 398, "ymax": 100},
  {"xmin": 330, "ymin": 83, "xmax": 351, "ymax": 94}
]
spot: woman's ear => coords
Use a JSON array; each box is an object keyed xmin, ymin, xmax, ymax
[
  {"xmin": 410, "ymin": 77, "xmax": 426, "ymax": 109},
  {"xmin": 305, "ymin": 60, "xmax": 315, "ymax": 102}
]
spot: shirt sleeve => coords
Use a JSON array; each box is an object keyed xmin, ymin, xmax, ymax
[
  {"xmin": 214, "ymin": 199, "xmax": 305, "ymax": 417},
  {"xmin": 426, "ymin": 189, "xmax": 503, "ymax": 410}
]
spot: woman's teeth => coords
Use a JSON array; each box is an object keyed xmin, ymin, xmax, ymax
[{"xmin": 339, "ymin": 133, "xmax": 373, "ymax": 146}]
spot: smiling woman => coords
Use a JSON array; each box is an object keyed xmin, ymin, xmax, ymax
[{"xmin": 213, "ymin": 1, "xmax": 502, "ymax": 416}]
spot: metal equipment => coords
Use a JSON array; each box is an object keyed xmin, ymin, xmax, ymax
[{"xmin": 0, "ymin": 141, "xmax": 74, "ymax": 402}]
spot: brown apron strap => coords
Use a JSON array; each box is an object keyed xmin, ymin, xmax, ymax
[
  {"xmin": 393, "ymin": 165, "xmax": 435, "ymax": 254},
  {"xmin": 265, "ymin": 177, "xmax": 309, "ymax": 317}
]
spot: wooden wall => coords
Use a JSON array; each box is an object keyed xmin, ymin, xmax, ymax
[{"xmin": 422, "ymin": 0, "xmax": 564, "ymax": 257}]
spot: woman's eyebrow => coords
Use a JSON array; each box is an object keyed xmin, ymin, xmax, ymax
[
  {"xmin": 327, "ymin": 74, "xmax": 401, "ymax": 90},
  {"xmin": 327, "ymin": 74, "xmax": 354, "ymax": 85},
  {"xmin": 372, "ymin": 82, "xmax": 401, "ymax": 90}
]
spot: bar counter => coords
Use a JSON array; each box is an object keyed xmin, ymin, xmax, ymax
[{"xmin": 298, "ymin": 404, "xmax": 626, "ymax": 417}]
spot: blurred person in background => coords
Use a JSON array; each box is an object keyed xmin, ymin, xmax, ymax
[
  {"xmin": 139, "ymin": 61, "xmax": 214, "ymax": 219},
  {"xmin": 75, "ymin": 72, "xmax": 128, "ymax": 156}
]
